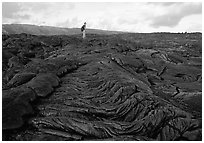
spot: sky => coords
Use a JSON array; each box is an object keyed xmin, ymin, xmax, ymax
[{"xmin": 2, "ymin": 2, "xmax": 202, "ymax": 33}]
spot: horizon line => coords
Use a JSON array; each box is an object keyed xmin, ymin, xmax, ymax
[{"xmin": 2, "ymin": 23, "xmax": 202, "ymax": 33}]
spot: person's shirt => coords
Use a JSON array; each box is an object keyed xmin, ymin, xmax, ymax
[{"xmin": 81, "ymin": 24, "xmax": 86, "ymax": 32}]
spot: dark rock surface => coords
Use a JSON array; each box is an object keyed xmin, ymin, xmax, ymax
[{"xmin": 2, "ymin": 33, "xmax": 202, "ymax": 141}]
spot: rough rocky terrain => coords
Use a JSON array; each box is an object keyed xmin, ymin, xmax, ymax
[{"xmin": 2, "ymin": 32, "xmax": 202, "ymax": 141}]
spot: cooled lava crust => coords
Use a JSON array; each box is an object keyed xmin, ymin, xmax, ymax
[{"xmin": 2, "ymin": 33, "xmax": 202, "ymax": 141}]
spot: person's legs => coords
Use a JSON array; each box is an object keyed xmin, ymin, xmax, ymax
[{"xmin": 82, "ymin": 30, "xmax": 86, "ymax": 39}]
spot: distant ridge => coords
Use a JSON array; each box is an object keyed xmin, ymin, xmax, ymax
[{"xmin": 2, "ymin": 24, "xmax": 124, "ymax": 35}]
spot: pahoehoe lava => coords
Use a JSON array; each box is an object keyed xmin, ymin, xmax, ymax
[{"xmin": 2, "ymin": 33, "xmax": 202, "ymax": 141}]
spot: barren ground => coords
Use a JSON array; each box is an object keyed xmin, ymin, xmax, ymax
[{"xmin": 2, "ymin": 33, "xmax": 202, "ymax": 141}]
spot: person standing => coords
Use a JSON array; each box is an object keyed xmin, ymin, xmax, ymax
[{"xmin": 81, "ymin": 22, "xmax": 86, "ymax": 39}]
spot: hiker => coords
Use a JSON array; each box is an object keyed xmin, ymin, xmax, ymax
[{"xmin": 81, "ymin": 22, "xmax": 86, "ymax": 39}]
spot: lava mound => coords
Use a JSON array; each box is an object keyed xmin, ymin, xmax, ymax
[{"xmin": 2, "ymin": 33, "xmax": 202, "ymax": 141}]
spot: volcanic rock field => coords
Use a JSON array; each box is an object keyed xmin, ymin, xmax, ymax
[{"xmin": 2, "ymin": 32, "xmax": 202, "ymax": 141}]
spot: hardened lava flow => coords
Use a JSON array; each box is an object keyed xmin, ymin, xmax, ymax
[{"xmin": 2, "ymin": 33, "xmax": 202, "ymax": 141}]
